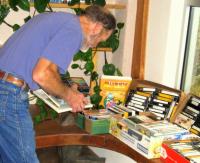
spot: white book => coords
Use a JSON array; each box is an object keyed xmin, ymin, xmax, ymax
[{"xmin": 33, "ymin": 89, "xmax": 93, "ymax": 113}]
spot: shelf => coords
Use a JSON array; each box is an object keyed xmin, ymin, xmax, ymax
[
  {"xmin": 92, "ymin": 47, "xmax": 112, "ymax": 52},
  {"xmin": 46, "ymin": 3, "xmax": 126, "ymax": 9}
]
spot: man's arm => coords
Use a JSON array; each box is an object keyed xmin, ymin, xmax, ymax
[{"xmin": 32, "ymin": 57, "xmax": 88, "ymax": 112}]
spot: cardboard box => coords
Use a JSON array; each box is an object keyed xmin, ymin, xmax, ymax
[
  {"xmin": 85, "ymin": 117, "xmax": 110, "ymax": 135},
  {"xmin": 172, "ymin": 94, "xmax": 200, "ymax": 135},
  {"xmin": 109, "ymin": 114, "xmax": 191, "ymax": 159},
  {"xmin": 160, "ymin": 138, "xmax": 200, "ymax": 163},
  {"xmin": 126, "ymin": 79, "xmax": 186, "ymax": 122},
  {"xmin": 109, "ymin": 106, "xmax": 200, "ymax": 159},
  {"xmin": 75, "ymin": 110, "xmax": 111, "ymax": 135}
]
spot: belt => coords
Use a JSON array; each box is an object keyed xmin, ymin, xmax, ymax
[{"xmin": 0, "ymin": 70, "xmax": 29, "ymax": 91}]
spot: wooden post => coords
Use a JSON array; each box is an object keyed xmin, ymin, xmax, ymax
[{"xmin": 131, "ymin": 0, "xmax": 149, "ymax": 80}]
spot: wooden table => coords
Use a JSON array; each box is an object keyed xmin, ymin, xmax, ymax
[{"xmin": 35, "ymin": 117, "xmax": 161, "ymax": 163}]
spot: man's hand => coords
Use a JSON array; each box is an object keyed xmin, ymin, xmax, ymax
[{"xmin": 65, "ymin": 86, "xmax": 88, "ymax": 112}]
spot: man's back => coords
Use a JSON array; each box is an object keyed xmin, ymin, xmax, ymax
[{"xmin": 0, "ymin": 12, "xmax": 83, "ymax": 90}]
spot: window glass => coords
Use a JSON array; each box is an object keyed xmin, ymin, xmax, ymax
[{"xmin": 181, "ymin": 7, "xmax": 200, "ymax": 96}]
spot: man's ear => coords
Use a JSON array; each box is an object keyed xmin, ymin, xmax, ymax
[{"xmin": 90, "ymin": 22, "xmax": 103, "ymax": 35}]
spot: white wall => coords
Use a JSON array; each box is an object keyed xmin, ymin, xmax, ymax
[
  {"xmin": 113, "ymin": 0, "xmax": 137, "ymax": 76},
  {"xmin": 0, "ymin": 9, "xmax": 29, "ymax": 44},
  {"xmin": 145, "ymin": 0, "xmax": 189, "ymax": 88}
]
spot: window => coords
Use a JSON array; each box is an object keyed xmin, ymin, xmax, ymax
[{"xmin": 181, "ymin": 1, "xmax": 200, "ymax": 96}]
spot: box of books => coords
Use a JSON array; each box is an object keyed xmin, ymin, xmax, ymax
[
  {"xmin": 77, "ymin": 109, "xmax": 113, "ymax": 135},
  {"xmin": 109, "ymin": 113, "xmax": 190, "ymax": 159},
  {"xmin": 161, "ymin": 138, "xmax": 200, "ymax": 163},
  {"xmin": 85, "ymin": 117, "xmax": 110, "ymax": 135},
  {"xmin": 173, "ymin": 94, "xmax": 200, "ymax": 136},
  {"xmin": 124, "ymin": 79, "xmax": 185, "ymax": 121}
]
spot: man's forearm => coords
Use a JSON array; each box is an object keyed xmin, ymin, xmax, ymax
[
  {"xmin": 36, "ymin": 68, "xmax": 69, "ymax": 100},
  {"xmin": 32, "ymin": 57, "xmax": 88, "ymax": 112}
]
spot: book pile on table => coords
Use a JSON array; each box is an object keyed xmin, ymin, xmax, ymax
[{"xmin": 109, "ymin": 112, "xmax": 192, "ymax": 159}]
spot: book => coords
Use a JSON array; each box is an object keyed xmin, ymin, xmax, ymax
[
  {"xmin": 33, "ymin": 89, "xmax": 93, "ymax": 113},
  {"xmin": 99, "ymin": 75, "xmax": 132, "ymax": 107},
  {"xmin": 61, "ymin": 76, "xmax": 90, "ymax": 95}
]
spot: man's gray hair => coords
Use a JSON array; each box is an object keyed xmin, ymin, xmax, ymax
[{"xmin": 80, "ymin": 5, "xmax": 116, "ymax": 30}]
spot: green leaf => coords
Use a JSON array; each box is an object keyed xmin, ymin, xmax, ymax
[
  {"xmin": 113, "ymin": 29, "xmax": 118, "ymax": 35},
  {"xmin": 98, "ymin": 33, "xmax": 119, "ymax": 52},
  {"xmin": 18, "ymin": 0, "xmax": 30, "ymax": 11},
  {"xmin": 49, "ymin": 109, "xmax": 58, "ymax": 119},
  {"xmin": 73, "ymin": 51, "xmax": 83, "ymax": 61},
  {"xmin": 103, "ymin": 64, "xmax": 115, "ymax": 75},
  {"xmin": 106, "ymin": 34, "xmax": 119, "ymax": 52},
  {"xmin": 116, "ymin": 68, "xmax": 123, "ymax": 76},
  {"xmin": 94, "ymin": 0, "xmax": 106, "ymax": 6},
  {"xmin": 93, "ymin": 85, "xmax": 101, "ymax": 94},
  {"xmin": 84, "ymin": 61, "xmax": 94, "ymax": 72},
  {"xmin": 34, "ymin": 0, "xmax": 49, "ymax": 13},
  {"xmin": 68, "ymin": 0, "xmax": 80, "ymax": 6},
  {"xmin": 34, "ymin": 115, "xmax": 42, "ymax": 124},
  {"xmin": 71, "ymin": 63, "xmax": 79, "ymax": 69},
  {"xmin": 91, "ymin": 71, "xmax": 98, "ymax": 81},
  {"xmin": 12, "ymin": 24, "xmax": 20, "ymax": 31},
  {"xmin": 73, "ymin": 8, "xmax": 84, "ymax": 15},
  {"xmin": 64, "ymin": 71, "xmax": 70, "ymax": 78},
  {"xmin": 90, "ymin": 93, "xmax": 102, "ymax": 105},
  {"xmin": 0, "ymin": 5, "xmax": 10, "ymax": 24},
  {"xmin": 24, "ymin": 15, "xmax": 31, "ymax": 23},
  {"xmin": 82, "ymin": 48, "xmax": 92, "ymax": 61},
  {"xmin": 39, "ymin": 106, "xmax": 48, "ymax": 119},
  {"xmin": 117, "ymin": 22, "xmax": 124, "ymax": 29},
  {"xmin": 8, "ymin": 0, "xmax": 19, "ymax": 11},
  {"xmin": 84, "ymin": 70, "xmax": 90, "ymax": 75},
  {"xmin": 97, "ymin": 41, "xmax": 107, "ymax": 48},
  {"xmin": 36, "ymin": 98, "xmax": 45, "ymax": 107}
]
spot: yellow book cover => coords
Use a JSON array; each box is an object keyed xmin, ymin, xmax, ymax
[{"xmin": 100, "ymin": 75, "xmax": 132, "ymax": 106}]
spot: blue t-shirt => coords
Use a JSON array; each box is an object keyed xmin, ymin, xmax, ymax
[{"xmin": 0, "ymin": 12, "xmax": 83, "ymax": 90}]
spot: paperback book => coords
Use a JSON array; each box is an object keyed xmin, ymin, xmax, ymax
[
  {"xmin": 33, "ymin": 89, "xmax": 93, "ymax": 113},
  {"xmin": 99, "ymin": 75, "xmax": 132, "ymax": 106}
]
